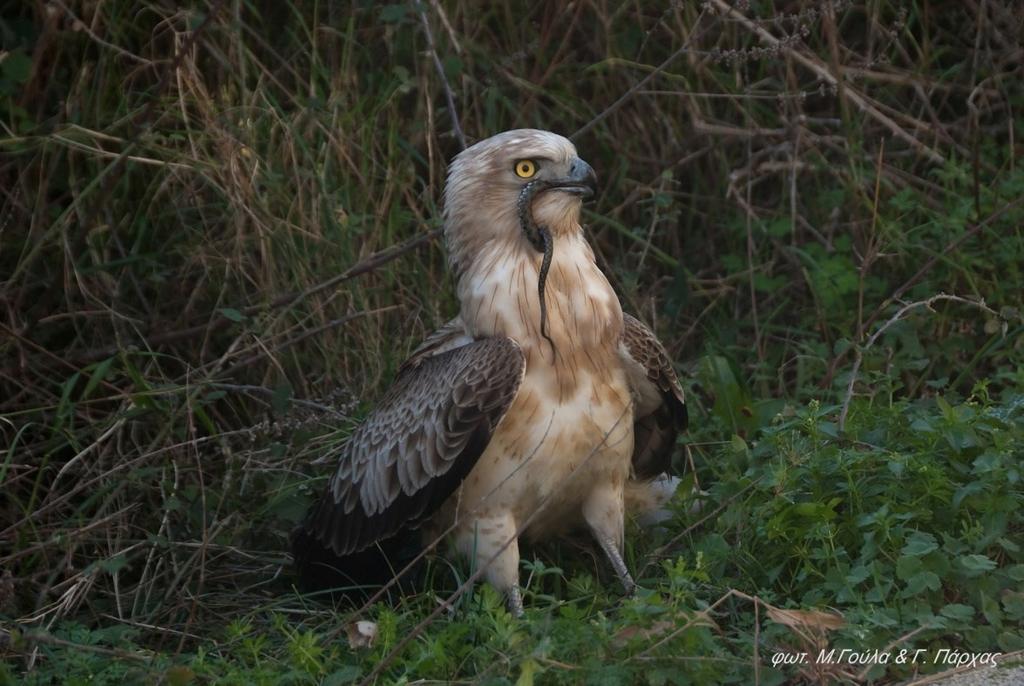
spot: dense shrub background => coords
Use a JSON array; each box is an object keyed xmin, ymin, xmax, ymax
[{"xmin": 1, "ymin": 1, "xmax": 1022, "ymax": 683}]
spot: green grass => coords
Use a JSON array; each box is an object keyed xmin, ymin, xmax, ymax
[{"xmin": 2, "ymin": 1, "xmax": 1023, "ymax": 684}]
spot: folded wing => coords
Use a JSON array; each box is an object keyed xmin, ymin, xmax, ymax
[
  {"xmin": 620, "ymin": 314, "xmax": 688, "ymax": 479},
  {"xmin": 299, "ymin": 336, "xmax": 525, "ymax": 558}
]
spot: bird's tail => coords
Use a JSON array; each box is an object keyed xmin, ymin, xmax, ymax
[{"xmin": 290, "ymin": 526, "xmax": 425, "ymax": 602}]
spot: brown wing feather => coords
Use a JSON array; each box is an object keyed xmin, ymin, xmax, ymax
[
  {"xmin": 300, "ymin": 336, "xmax": 525, "ymax": 557},
  {"xmin": 399, "ymin": 317, "xmax": 471, "ymax": 373},
  {"xmin": 621, "ymin": 314, "xmax": 687, "ymax": 480}
]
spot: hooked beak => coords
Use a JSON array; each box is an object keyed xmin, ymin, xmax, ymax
[{"xmin": 549, "ymin": 157, "xmax": 597, "ymax": 199}]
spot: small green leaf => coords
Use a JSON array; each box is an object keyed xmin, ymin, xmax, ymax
[
  {"xmin": 902, "ymin": 532, "xmax": 938, "ymax": 557},
  {"xmin": 981, "ymin": 592, "xmax": 1003, "ymax": 627},
  {"xmin": 865, "ymin": 584, "xmax": 889, "ymax": 603},
  {"xmin": 99, "ymin": 554, "xmax": 129, "ymax": 574},
  {"xmin": 846, "ymin": 565, "xmax": 870, "ymax": 585},
  {"xmin": 998, "ymin": 537, "xmax": 1021, "ymax": 553},
  {"xmin": 910, "ymin": 417, "xmax": 936, "ymax": 433},
  {"xmin": 953, "ymin": 481, "xmax": 985, "ymax": 507},
  {"xmin": 1001, "ymin": 592, "xmax": 1024, "ymax": 621},
  {"xmin": 323, "ymin": 666, "xmax": 361, "ymax": 685},
  {"xmin": 998, "ymin": 631, "xmax": 1024, "ymax": 652},
  {"xmin": 903, "ymin": 571, "xmax": 941, "ymax": 596},
  {"xmin": 896, "ymin": 555, "xmax": 922, "ymax": 580},
  {"xmin": 833, "ymin": 338, "xmax": 852, "ymax": 356},
  {"xmin": 958, "ymin": 554, "xmax": 997, "ymax": 576},
  {"xmin": 1004, "ymin": 564, "xmax": 1024, "ymax": 581},
  {"xmin": 220, "ymin": 307, "xmax": 245, "ymax": 322},
  {"xmin": 1, "ymin": 50, "xmax": 32, "ymax": 83},
  {"xmin": 817, "ymin": 421, "xmax": 839, "ymax": 438},
  {"xmin": 939, "ymin": 603, "xmax": 975, "ymax": 622},
  {"xmin": 936, "ymin": 395, "xmax": 954, "ymax": 421},
  {"xmin": 191, "ymin": 403, "xmax": 217, "ymax": 435},
  {"xmin": 55, "ymin": 371, "xmax": 82, "ymax": 433},
  {"xmin": 83, "ymin": 356, "xmax": 115, "ymax": 399}
]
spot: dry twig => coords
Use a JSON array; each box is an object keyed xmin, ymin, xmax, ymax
[{"xmin": 839, "ymin": 294, "xmax": 1000, "ymax": 431}]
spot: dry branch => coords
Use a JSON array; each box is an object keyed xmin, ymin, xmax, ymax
[
  {"xmin": 708, "ymin": 0, "xmax": 945, "ymax": 164},
  {"xmin": 839, "ymin": 293, "xmax": 1000, "ymax": 431}
]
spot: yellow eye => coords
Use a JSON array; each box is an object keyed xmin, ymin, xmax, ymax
[{"xmin": 514, "ymin": 159, "xmax": 537, "ymax": 178}]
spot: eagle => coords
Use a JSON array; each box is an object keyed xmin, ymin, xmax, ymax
[{"xmin": 292, "ymin": 129, "xmax": 687, "ymax": 615}]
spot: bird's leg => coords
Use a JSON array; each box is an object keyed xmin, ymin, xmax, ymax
[
  {"xmin": 593, "ymin": 530, "xmax": 636, "ymax": 596},
  {"xmin": 457, "ymin": 512, "xmax": 524, "ymax": 615},
  {"xmin": 583, "ymin": 485, "xmax": 636, "ymax": 595},
  {"xmin": 506, "ymin": 585, "xmax": 525, "ymax": 618}
]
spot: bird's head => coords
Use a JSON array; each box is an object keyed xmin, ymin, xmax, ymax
[{"xmin": 443, "ymin": 129, "xmax": 597, "ymax": 269}]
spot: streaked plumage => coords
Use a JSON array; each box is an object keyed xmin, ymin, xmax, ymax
[{"xmin": 293, "ymin": 130, "xmax": 687, "ymax": 612}]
